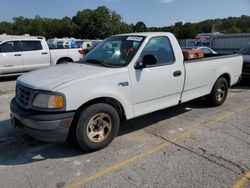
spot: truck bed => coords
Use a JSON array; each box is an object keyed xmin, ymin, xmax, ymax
[{"xmin": 182, "ymin": 54, "xmax": 242, "ymax": 103}]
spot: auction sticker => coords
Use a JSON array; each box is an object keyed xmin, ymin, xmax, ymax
[{"xmin": 126, "ymin": 36, "xmax": 143, "ymax": 42}]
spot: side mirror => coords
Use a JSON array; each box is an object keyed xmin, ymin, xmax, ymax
[
  {"xmin": 134, "ymin": 54, "xmax": 157, "ymax": 69},
  {"xmin": 233, "ymin": 50, "xmax": 238, "ymax": 54}
]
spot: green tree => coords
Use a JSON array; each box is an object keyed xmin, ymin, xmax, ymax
[
  {"xmin": 1, "ymin": 9, "xmax": 250, "ymax": 39},
  {"xmin": 72, "ymin": 6, "xmax": 130, "ymax": 39},
  {"xmin": 12, "ymin": 16, "xmax": 32, "ymax": 35},
  {"xmin": 0, "ymin": 21, "xmax": 13, "ymax": 34},
  {"xmin": 134, "ymin": 21, "xmax": 148, "ymax": 32},
  {"xmin": 227, "ymin": 25, "xmax": 241, "ymax": 33}
]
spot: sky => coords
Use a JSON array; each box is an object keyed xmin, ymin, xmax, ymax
[{"xmin": 0, "ymin": 0, "xmax": 249, "ymax": 27}]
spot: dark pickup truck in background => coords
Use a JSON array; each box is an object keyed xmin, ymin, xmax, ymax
[{"xmin": 239, "ymin": 43, "xmax": 250, "ymax": 78}]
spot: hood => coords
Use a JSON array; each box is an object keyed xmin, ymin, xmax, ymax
[{"xmin": 18, "ymin": 63, "xmax": 119, "ymax": 91}]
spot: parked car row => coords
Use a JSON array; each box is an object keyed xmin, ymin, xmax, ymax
[
  {"xmin": 196, "ymin": 46, "xmax": 217, "ymax": 54},
  {"xmin": 47, "ymin": 37, "xmax": 102, "ymax": 50},
  {"xmin": 182, "ymin": 46, "xmax": 218, "ymax": 55},
  {"xmin": 0, "ymin": 34, "xmax": 83, "ymax": 77}
]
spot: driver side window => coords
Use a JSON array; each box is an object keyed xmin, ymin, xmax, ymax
[
  {"xmin": 0, "ymin": 41, "xmax": 20, "ymax": 53},
  {"xmin": 139, "ymin": 36, "xmax": 175, "ymax": 66}
]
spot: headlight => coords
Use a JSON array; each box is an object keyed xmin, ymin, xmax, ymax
[{"xmin": 32, "ymin": 93, "xmax": 64, "ymax": 109}]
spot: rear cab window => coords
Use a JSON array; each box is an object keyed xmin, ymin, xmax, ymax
[{"xmin": 21, "ymin": 41, "xmax": 43, "ymax": 51}]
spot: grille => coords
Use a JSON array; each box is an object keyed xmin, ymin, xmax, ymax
[{"xmin": 16, "ymin": 84, "xmax": 33, "ymax": 109}]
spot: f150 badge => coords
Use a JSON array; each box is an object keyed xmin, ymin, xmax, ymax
[{"xmin": 118, "ymin": 82, "xmax": 129, "ymax": 87}]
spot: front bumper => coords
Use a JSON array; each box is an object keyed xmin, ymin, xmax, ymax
[{"xmin": 10, "ymin": 98, "xmax": 75, "ymax": 143}]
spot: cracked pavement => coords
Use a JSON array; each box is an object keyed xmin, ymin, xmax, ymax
[{"xmin": 0, "ymin": 76, "xmax": 250, "ymax": 188}]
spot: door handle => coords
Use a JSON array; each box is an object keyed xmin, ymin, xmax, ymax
[
  {"xmin": 14, "ymin": 54, "xmax": 21, "ymax": 56},
  {"xmin": 41, "ymin": 52, "xmax": 48, "ymax": 55},
  {"xmin": 173, "ymin": 70, "xmax": 182, "ymax": 77}
]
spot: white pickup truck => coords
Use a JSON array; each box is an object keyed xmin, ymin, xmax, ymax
[
  {"xmin": 10, "ymin": 32, "xmax": 243, "ymax": 151},
  {"xmin": 0, "ymin": 35, "xmax": 83, "ymax": 77}
]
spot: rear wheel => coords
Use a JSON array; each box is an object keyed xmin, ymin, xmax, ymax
[
  {"xmin": 57, "ymin": 59, "xmax": 72, "ymax": 64},
  {"xmin": 76, "ymin": 103, "xmax": 120, "ymax": 151},
  {"xmin": 207, "ymin": 77, "xmax": 228, "ymax": 106}
]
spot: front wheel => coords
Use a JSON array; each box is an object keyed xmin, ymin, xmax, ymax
[
  {"xmin": 207, "ymin": 77, "xmax": 228, "ymax": 106},
  {"xmin": 76, "ymin": 103, "xmax": 120, "ymax": 151}
]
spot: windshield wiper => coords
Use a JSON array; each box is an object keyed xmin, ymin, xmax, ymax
[{"xmin": 85, "ymin": 59, "xmax": 110, "ymax": 67}]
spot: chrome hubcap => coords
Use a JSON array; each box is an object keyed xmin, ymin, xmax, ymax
[
  {"xmin": 216, "ymin": 85, "xmax": 225, "ymax": 101},
  {"xmin": 86, "ymin": 113, "xmax": 112, "ymax": 143}
]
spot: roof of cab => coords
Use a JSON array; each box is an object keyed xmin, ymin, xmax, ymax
[
  {"xmin": 0, "ymin": 34, "xmax": 45, "ymax": 41},
  {"xmin": 114, "ymin": 32, "xmax": 173, "ymax": 37}
]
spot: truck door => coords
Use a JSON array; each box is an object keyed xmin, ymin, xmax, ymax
[
  {"xmin": 131, "ymin": 36, "xmax": 185, "ymax": 117},
  {"xmin": 0, "ymin": 41, "xmax": 23, "ymax": 74},
  {"xmin": 21, "ymin": 40, "xmax": 50, "ymax": 72}
]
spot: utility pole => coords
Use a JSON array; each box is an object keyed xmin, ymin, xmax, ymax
[{"xmin": 210, "ymin": 25, "xmax": 215, "ymax": 48}]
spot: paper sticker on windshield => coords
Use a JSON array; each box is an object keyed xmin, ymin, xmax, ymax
[{"xmin": 126, "ymin": 36, "xmax": 143, "ymax": 42}]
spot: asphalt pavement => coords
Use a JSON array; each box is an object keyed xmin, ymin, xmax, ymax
[{"xmin": 0, "ymin": 76, "xmax": 250, "ymax": 188}]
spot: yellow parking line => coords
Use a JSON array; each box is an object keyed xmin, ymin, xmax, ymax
[
  {"xmin": 0, "ymin": 113, "xmax": 9, "ymax": 121},
  {"xmin": 233, "ymin": 171, "xmax": 250, "ymax": 188},
  {"xmin": 66, "ymin": 104, "xmax": 250, "ymax": 188}
]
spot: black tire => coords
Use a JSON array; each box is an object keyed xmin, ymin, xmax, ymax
[
  {"xmin": 57, "ymin": 59, "xmax": 72, "ymax": 64},
  {"xmin": 76, "ymin": 103, "xmax": 120, "ymax": 151},
  {"xmin": 207, "ymin": 77, "xmax": 228, "ymax": 106}
]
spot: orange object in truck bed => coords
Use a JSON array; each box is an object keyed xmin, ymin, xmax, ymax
[{"xmin": 182, "ymin": 49, "xmax": 204, "ymax": 61}]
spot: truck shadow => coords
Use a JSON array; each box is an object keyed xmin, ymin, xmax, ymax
[
  {"xmin": 119, "ymin": 102, "xmax": 195, "ymax": 136},
  {"xmin": 0, "ymin": 75, "xmax": 19, "ymax": 82},
  {"xmin": 0, "ymin": 119, "xmax": 83, "ymax": 166},
  {"xmin": 0, "ymin": 102, "xmax": 198, "ymax": 166},
  {"xmin": 232, "ymin": 78, "xmax": 250, "ymax": 89},
  {"xmin": 0, "ymin": 79, "xmax": 249, "ymax": 166}
]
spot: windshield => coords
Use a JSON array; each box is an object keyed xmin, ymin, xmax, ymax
[
  {"xmin": 239, "ymin": 43, "xmax": 250, "ymax": 55},
  {"xmin": 80, "ymin": 35, "xmax": 145, "ymax": 67}
]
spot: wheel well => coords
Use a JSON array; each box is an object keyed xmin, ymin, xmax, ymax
[
  {"xmin": 218, "ymin": 73, "xmax": 231, "ymax": 86},
  {"xmin": 57, "ymin": 57, "xmax": 73, "ymax": 64},
  {"xmin": 68, "ymin": 97, "xmax": 126, "ymax": 141},
  {"xmin": 75, "ymin": 97, "xmax": 126, "ymax": 121}
]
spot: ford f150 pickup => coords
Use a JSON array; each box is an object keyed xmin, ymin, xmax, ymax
[
  {"xmin": 10, "ymin": 32, "xmax": 243, "ymax": 151},
  {"xmin": 0, "ymin": 35, "xmax": 83, "ymax": 77}
]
